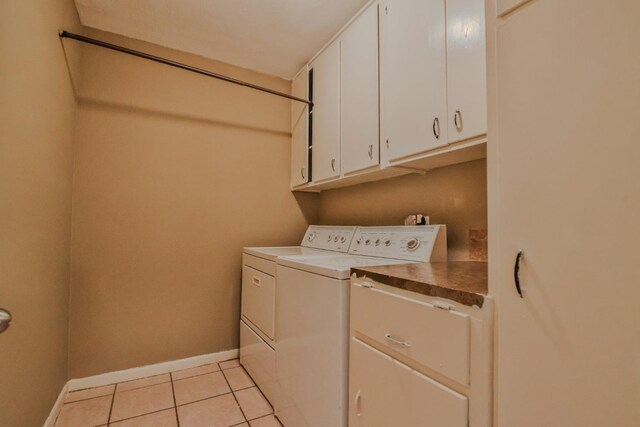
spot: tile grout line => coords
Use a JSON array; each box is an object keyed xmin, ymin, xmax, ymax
[
  {"xmin": 220, "ymin": 363, "xmax": 249, "ymax": 423},
  {"xmin": 59, "ymin": 360, "xmax": 242, "ymax": 427},
  {"xmin": 247, "ymin": 414, "xmax": 284, "ymax": 426},
  {"xmin": 171, "ymin": 382, "xmax": 259, "ymax": 409},
  {"xmin": 106, "ymin": 386, "xmax": 116, "ymax": 425},
  {"xmin": 169, "ymin": 372, "xmax": 181, "ymax": 427},
  {"xmin": 62, "ymin": 391, "xmax": 115, "ymax": 405},
  {"xmin": 106, "ymin": 407, "xmax": 176, "ymax": 425},
  {"xmin": 242, "ymin": 380, "xmax": 276, "ymax": 422},
  {"xmin": 71, "ymin": 359, "xmax": 237, "ymax": 393}
]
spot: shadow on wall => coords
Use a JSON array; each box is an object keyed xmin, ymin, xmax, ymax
[
  {"xmin": 294, "ymin": 191, "xmax": 321, "ymax": 225},
  {"xmin": 77, "ymin": 97, "xmax": 291, "ymax": 138},
  {"xmin": 317, "ymin": 159, "xmax": 488, "ymax": 261},
  {"xmin": 66, "ymin": 29, "xmax": 320, "ymax": 378},
  {"xmin": 60, "ymin": 28, "xmax": 293, "ymax": 138}
]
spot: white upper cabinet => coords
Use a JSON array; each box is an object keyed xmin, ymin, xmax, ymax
[
  {"xmin": 340, "ymin": 2, "xmax": 380, "ymax": 175},
  {"xmin": 292, "ymin": 0, "xmax": 488, "ymax": 191},
  {"xmin": 310, "ymin": 40, "xmax": 341, "ymax": 182},
  {"xmin": 380, "ymin": 0, "xmax": 448, "ymax": 163},
  {"xmin": 446, "ymin": 0, "xmax": 487, "ymax": 143},
  {"xmin": 290, "ymin": 67, "xmax": 309, "ymax": 188}
]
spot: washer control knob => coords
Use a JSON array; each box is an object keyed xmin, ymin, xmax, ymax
[
  {"xmin": 375, "ymin": 239, "xmax": 381, "ymax": 246},
  {"xmin": 406, "ymin": 238, "xmax": 421, "ymax": 251},
  {"xmin": 365, "ymin": 239, "xmax": 371, "ymax": 246},
  {"xmin": 334, "ymin": 236, "xmax": 339, "ymax": 242},
  {"xmin": 340, "ymin": 236, "xmax": 347, "ymax": 243},
  {"xmin": 307, "ymin": 232, "xmax": 317, "ymax": 242},
  {"xmin": 356, "ymin": 238, "xmax": 363, "ymax": 245},
  {"xmin": 384, "ymin": 239, "xmax": 392, "ymax": 247},
  {"xmin": 327, "ymin": 235, "xmax": 333, "ymax": 242}
]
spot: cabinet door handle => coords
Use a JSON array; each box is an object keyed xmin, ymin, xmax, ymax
[
  {"xmin": 385, "ymin": 333, "xmax": 411, "ymax": 347},
  {"xmin": 454, "ymin": 109, "xmax": 463, "ymax": 132},
  {"xmin": 432, "ymin": 117, "xmax": 441, "ymax": 139},
  {"xmin": 514, "ymin": 250, "xmax": 524, "ymax": 298},
  {"xmin": 300, "ymin": 167, "xmax": 306, "ymax": 179},
  {"xmin": 367, "ymin": 144, "xmax": 373, "ymax": 159},
  {"xmin": 0, "ymin": 308, "xmax": 12, "ymax": 334},
  {"xmin": 252, "ymin": 276, "xmax": 261, "ymax": 287},
  {"xmin": 331, "ymin": 158, "xmax": 336, "ymax": 171},
  {"xmin": 354, "ymin": 389, "xmax": 362, "ymax": 417}
]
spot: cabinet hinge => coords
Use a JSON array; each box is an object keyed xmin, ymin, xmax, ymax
[{"xmin": 384, "ymin": 5, "xmax": 388, "ymax": 14}]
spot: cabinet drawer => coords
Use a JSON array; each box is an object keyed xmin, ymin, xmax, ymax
[
  {"xmin": 350, "ymin": 337, "xmax": 468, "ymax": 427},
  {"xmin": 351, "ymin": 282, "xmax": 470, "ymax": 385},
  {"xmin": 242, "ymin": 266, "xmax": 275, "ymax": 340},
  {"xmin": 240, "ymin": 321, "xmax": 277, "ymax": 405}
]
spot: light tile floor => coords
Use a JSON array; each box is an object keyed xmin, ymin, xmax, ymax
[{"xmin": 54, "ymin": 359, "xmax": 281, "ymax": 427}]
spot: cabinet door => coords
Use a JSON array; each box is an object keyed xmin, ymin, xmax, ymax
[
  {"xmin": 496, "ymin": 0, "xmax": 528, "ymax": 16},
  {"xmin": 290, "ymin": 68, "xmax": 309, "ymax": 188},
  {"xmin": 492, "ymin": 1, "xmax": 640, "ymax": 425},
  {"xmin": 349, "ymin": 338, "xmax": 393, "ymax": 427},
  {"xmin": 311, "ymin": 40, "xmax": 341, "ymax": 182},
  {"xmin": 380, "ymin": 0, "xmax": 448, "ymax": 163},
  {"xmin": 350, "ymin": 338, "xmax": 468, "ymax": 427},
  {"xmin": 341, "ymin": 2, "xmax": 379, "ymax": 174},
  {"xmin": 446, "ymin": 0, "xmax": 487, "ymax": 143}
]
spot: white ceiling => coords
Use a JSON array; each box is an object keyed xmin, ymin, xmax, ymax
[{"xmin": 74, "ymin": 0, "xmax": 370, "ymax": 79}]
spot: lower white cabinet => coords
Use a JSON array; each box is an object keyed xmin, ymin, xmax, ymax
[
  {"xmin": 351, "ymin": 280, "xmax": 470, "ymax": 386},
  {"xmin": 349, "ymin": 338, "xmax": 468, "ymax": 427},
  {"xmin": 350, "ymin": 278, "xmax": 494, "ymax": 427}
]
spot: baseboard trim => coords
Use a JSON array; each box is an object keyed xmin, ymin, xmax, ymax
[
  {"xmin": 67, "ymin": 349, "xmax": 238, "ymax": 392},
  {"xmin": 43, "ymin": 381, "xmax": 68, "ymax": 427}
]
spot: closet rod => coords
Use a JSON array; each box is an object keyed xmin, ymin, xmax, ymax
[{"xmin": 58, "ymin": 30, "xmax": 313, "ymax": 107}]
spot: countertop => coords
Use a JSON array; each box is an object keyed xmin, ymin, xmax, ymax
[{"xmin": 351, "ymin": 261, "xmax": 488, "ymax": 307}]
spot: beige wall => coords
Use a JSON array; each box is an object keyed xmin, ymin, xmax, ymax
[
  {"xmin": 0, "ymin": 0, "xmax": 81, "ymax": 425},
  {"xmin": 318, "ymin": 159, "xmax": 487, "ymax": 261},
  {"xmin": 68, "ymin": 29, "xmax": 319, "ymax": 378}
]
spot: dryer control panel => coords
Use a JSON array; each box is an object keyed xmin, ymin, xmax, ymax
[
  {"xmin": 301, "ymin": 226, "xmax": 357, "ymax": 253},
  {"xmin": 348, "ymin": 225, "xmax": 447, "ymax": 262}
]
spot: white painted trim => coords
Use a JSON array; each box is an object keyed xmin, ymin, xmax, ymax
[
  {"xmin": 44, "ymin": 382, "xmax": 68, "ymax": 427},
  {"xmin": 67, "ymin": 349, "xmax": 238, "ymax": 392}
]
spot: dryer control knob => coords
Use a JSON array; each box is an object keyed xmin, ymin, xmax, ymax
[{"xmin": 406, "ymin": 238, "xmax": 421, "ymax": 251}]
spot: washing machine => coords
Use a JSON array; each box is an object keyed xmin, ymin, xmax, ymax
[
  {"xmin": 274, "ymin": 225, "xmax": 447, "ymax": 427},
  {"xmin": 240, "ymin": 225, "xmax": 357, "ymax": 406}
]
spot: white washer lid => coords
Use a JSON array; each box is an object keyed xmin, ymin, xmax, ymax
[
  {"xmin": 243, "ymin": 246, "xmax": 335, "ymax": 262},
  {"xmin": 277, "ymin": 254, "xmax": 414, "ymax": 280}
]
